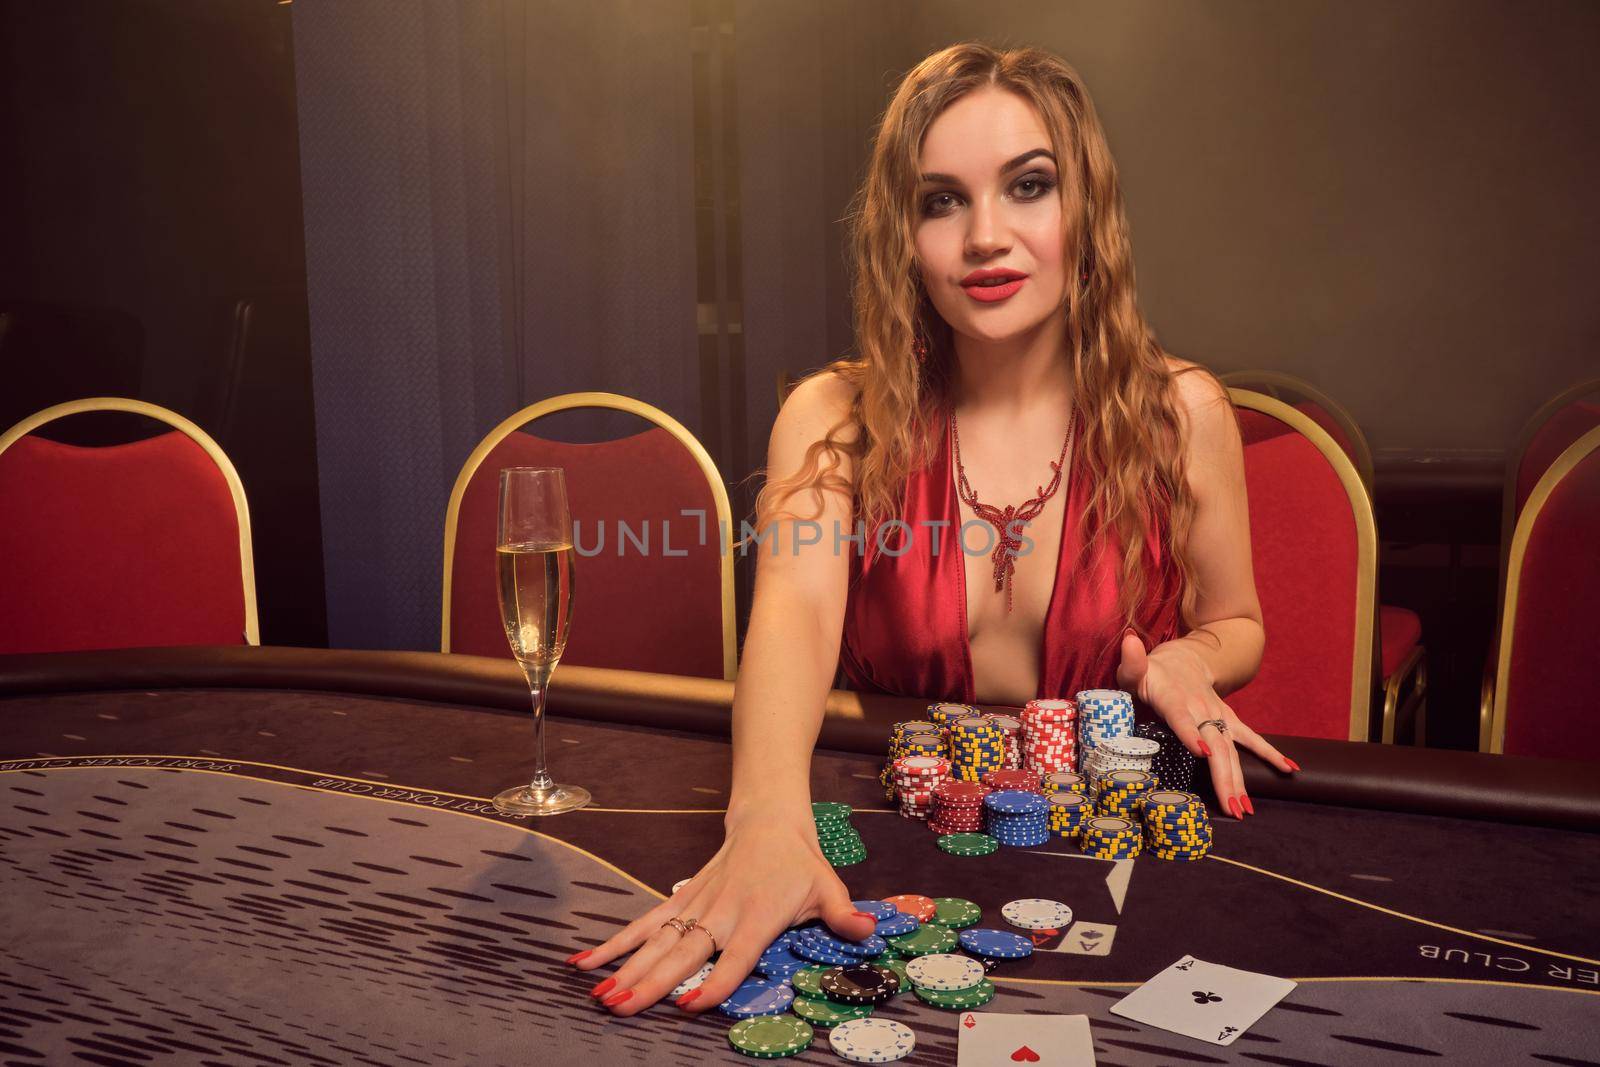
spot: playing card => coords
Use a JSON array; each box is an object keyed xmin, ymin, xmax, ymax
[
  {"xmin": 1110, "ymin": 955, "xmax": 1295, "ymax": 1046},
  {"xmin": 956, "ymin": 1012, "xmax": 1095, "ymax": 1065},
  {"xmin": 1049, "ymin": 920, "xmax": 1115, "ymax": 955}
]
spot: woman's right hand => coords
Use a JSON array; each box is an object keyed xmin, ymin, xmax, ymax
[{"xmin": 569, "ymin": 804, "xmax": 878, "ymax": 1017}]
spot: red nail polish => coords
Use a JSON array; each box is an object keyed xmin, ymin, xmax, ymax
[
  {"xmin": 851, "ymin": 910, "xmax": 875, "ymax": 920},
  {"xmin": 1286, "ymin": 758, "xmax": 1301, "ymax": 772},
  {"xmin": 1241, "ymin": 795, "xmax": 1255, "ymax": 816},
  {"xmin": 565, "ymin": 950, "xmax": 593, "ymax": 965},
  {"xmin": 676, "ymin": 989, "xmax": 702, "ymax": 1008},
  {"xmin": 603, "ymin": 989, "xmax": 633, "ymax": 1007},
  {"xmin": 590, "ymin": 977, "xmax": 616, "ymax": 999},
  {"xmin": 1198, "ymin": 740, "xmax": 1212, "ymax": 758},
  {"xmin": 1228, "ymin": 796, "xmax": 1243, "ymax": 820}
]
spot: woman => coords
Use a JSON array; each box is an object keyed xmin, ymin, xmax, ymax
[{"xmin": 572, "ymin": 41, "xmax": 1297, "ymax": 1017}]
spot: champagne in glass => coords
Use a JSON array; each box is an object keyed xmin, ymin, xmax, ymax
[{"xmin": 491, "ymin": 467, "xmax": 590, "ymax": 816}]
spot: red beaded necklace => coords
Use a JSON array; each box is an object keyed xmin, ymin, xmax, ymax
[{"xmin": 950, "ymin": 406, "xmax": 1076, "ymax": 613}]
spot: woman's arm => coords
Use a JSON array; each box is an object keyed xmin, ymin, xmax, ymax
[
  {"xmin": 573, "ymin": 371, "xmax": 877, "ymax": 1015},
  {"xmin": 1116, "ymin": 363, "xmax": 1295, "ymax": 819}
]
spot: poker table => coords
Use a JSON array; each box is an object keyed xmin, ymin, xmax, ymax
[{"xmin": 3, "ymin": 646, "xmax": 1598, "ymax": 1066}]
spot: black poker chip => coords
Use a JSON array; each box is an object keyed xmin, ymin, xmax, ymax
[{"xmin": 817, "ymin": 963, "xmax": 901, "ymax": 1006}]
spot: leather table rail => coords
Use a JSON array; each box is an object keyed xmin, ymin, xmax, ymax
[{"xmin": 2, "ymin": 645, "xmax": 1596, "ymax": 831}]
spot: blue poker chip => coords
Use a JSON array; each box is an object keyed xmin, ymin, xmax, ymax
[
  {"xmin": 875, "ymin": 911, "xmax": 919, "ymax": 938},
  {"xmin": 984, "ymin": 790, "xmax": 1049, "ymax": 816},
  {"xmin": 852, "ymin": 899, "xmax": 897, "ymax": 921},
  {"xmin": 755, "ymin": 944, "xmax": 810, "ymax": 979},
  {"xmin": 801, "ymin": 930, "xmax": 886, "ymax": 958},
  {"xmin": 791, "ymin": 934, "xmax": 858, "ymax": 966},
  {"xmin": 763, "ymin": 930, "xmax": 799, "ymax": 954},
  {"xmin": 958, "ymin": 928, "xmax": 1034, "ymax": 960},
  {"xmin": 718, "ymin": 976, "xmax": 797, "ymax": 1018}
]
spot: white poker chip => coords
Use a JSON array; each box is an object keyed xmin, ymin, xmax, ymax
[
  {"xmin": 1001, "ymin": 898, "xmax": 1074, "ymax": 931},
  {"xmin": 672, "ymin": 877, "xmax": 692, "ymax": 894},
  {"xmin": 829, "ymin": 1018, "xmax": 915, "ymax": 1063},
  {"xmin": 670, "ymin": 961, "xmax": 713, "ymax": 998},
  {"xmin": 903, "ymin": 953, "xmax": 985, "ymax": 992}
]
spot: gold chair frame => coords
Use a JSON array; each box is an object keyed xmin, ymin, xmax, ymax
[
  {"xmin": 1219, "ymin": 370, "xmax": 1376, "ymax": 499},
  {"xmin": 1228, "ymin": 389, "xmax": 1378, "ymax": 742},
  {"xmin": 440, "ymin": 391, "xmax": 739, "ymax": 681},
  {"xmin": 1482, "ymin": 424, "xmax": 1600, "ymax": 754},
  {"xmin": 0, "ymin": 397, "xmax": 260, "ymax": 645}
]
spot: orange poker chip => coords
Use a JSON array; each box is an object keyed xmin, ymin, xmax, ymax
[{"xmin": 882, "ymin": 893, "xmax": 936, "ymax": 922}]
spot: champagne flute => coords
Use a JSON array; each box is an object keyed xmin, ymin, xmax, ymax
[{"xmin": 491, "ymin": 467, "xmax": 590, "ymax": 816}]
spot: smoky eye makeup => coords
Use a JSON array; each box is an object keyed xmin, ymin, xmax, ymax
[{"xmin": 919, "ymin": 171, "xmax": 1059, "ymax": 217}]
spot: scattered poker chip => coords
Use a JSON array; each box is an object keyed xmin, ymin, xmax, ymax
[
  {"xmin": 719, "ymin": 976, "xmax": 798, "ymax": 1018},
  {"xmin": 957, "ymin": 928, "xmax": 1034, "ymax": 960},
  {"xmin": 874, "ymin": 911, "xmax": 919, "ymax": 938},
  {"xmin": 885, "ymin": 924, "xmax": 959, "ymax": 958},
  {"xmin": 728, "ymin": 1014, "xmax": 814, "ymax": 1059},
  {"xmin": 672, "ymin": 877, "xmax": 692, "ymax": 894},
  {"xmin": 867, "ymin": 953, "xmax": 912, "ymax": 995},
  {"xmin": 671, "ymin": 961, "xmax": 713, "ymax": 998},
  {"xmin": 790, "ymin": 964, "xmax": 829, "ymax": 998},
  {"xmin": 913, "ymin": 977, "xmax": 996, "ymax": 1010},
  {"xmin": 817, "ymin": 963, "xmax": 900, "ymax": 1006},
  {"xmin": 829, "ymin": 1017, "xmax": 916, "ymax": 1063},
  {"xmin": 804, "ymin": 930, "xmax": 887, "ymax": 959},
  {"xmin": 756, "ymin": 954, "xmax": 811, "ymax": 981},
  {"xmin": 790, "ymin": 933, "xmax": 858, "ymax": 966},
  {"xmin": 852, "ymin": 899, "xmax": 897, "ymax": 921},
  {"xmin": 928, "ymin": 897, "xmax": 982, "ymax": 929},
  {"xmin": 937, "ymin": 832, "xmax": 999, "ymax": 856},
  {"xmin": 1001, "ymin": 898, "xmax": 1074, "ymax": 931},
  {"xmin": 881, "ymin": 894, "xmax": 936, "ymax": 922},
  {"xmin": 790, "ymin": 993, "xmax": 874, "ymax": 1027},
  {"xmin": 904, "ymin": 952, "xmax": 985, "ymax": 992}
]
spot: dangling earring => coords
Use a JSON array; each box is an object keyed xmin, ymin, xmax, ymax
[{"xmin": 913, "ymin": 334, "xmax": 929, "ymax": 366}]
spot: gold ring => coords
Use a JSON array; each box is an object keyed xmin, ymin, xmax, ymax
[
  {"xmin": 662, "ymin": 918, "xmax": 690, "ymax": 937},
  {"xmin": 682, "ymin": 918, "xmax": 718, "ymax": 955}
]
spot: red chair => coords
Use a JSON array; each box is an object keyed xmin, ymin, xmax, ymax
[
  {"xmin": 442, "ymin": 392, "xmax": 736, "ymax": 680},
  {"xmin": 1484, "ymin": 426, "xmax": 1600, "ymax": 758},
  {"xmin": 0, "ymin": 398, "xmax": 258, "ymax": 653},
  {"xmin": 1224, "ymin": 390, "xmax": 1377, "ymax": 741},
  {"xmin": 1226, "ymin": 374, "xmax": 1421, "ymax": 743},
  {"xmin": 1498, "ymin": 378, "xmax": 1600, "ymax": 599}
]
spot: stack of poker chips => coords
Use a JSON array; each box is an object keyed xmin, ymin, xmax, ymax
[
  {"xmin": 988, "ymin": 713, "xmax": 1024, "ymax": 769},
  {"xmin": 927, "ymin": 778, "xmax": 989, "ymax": 834},
  {"xmin": 1019, "ymin": 698, "xmax": 1077, "ymax": 773},
  {"xmin": 891, "ymin": 755, "xmax": 949, "ymax": 819},
  {"xmin": 813, "ymin": 801, "xmax": 866, "ymax": 866},
  {"xmin": 981, "ymin": 767, "xmax": 1040, "ymax": 792},
  {"xmin": 903, "ymin": 952, "xmax": 995, "ymax": 1010},
  {"xmin": 1141, "ymin": 790, "xmax": 1214, "ymax": 861},
  {"xmin": 948, "ymin": 715, "xmax": 1008, "ymax": 782},
  {"xmin": 981, "ymin": 789, "xmax": 1051, "ymax": 847},
  {"xmin": 884, "ymin": 721, "xmax": 945, "ymax": 799},
  {"xmin": 1081, "ymin": 735, "xmax": 1159, "ymax": 798},
  {"xmin": 1080, "ymin": 814, "xmax": 1144, "ymax": 859},
  {"xmin": 1136, "ymin": 719, "xmax": 1197, "ymax": 792},
  {"xmin": 1046, "ymin": 791, "xmax": 1091, "ymax": 839},
  {"xmin": 1041, "ymin": 770, "xmax": 1086, "ymax": 795},
  {"xmin": 926, "ymin": 701, "xmax": 975, "ymax": 730},
  {"xmin": 1094, "ymin": 768, "xmax": 1157, "ymax": 818},
  {"xmin": 1075, "ymin": 689, "xmax": 1135, "ymax": 773}
]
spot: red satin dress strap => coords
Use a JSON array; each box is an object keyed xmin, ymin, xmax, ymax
[{"xmin": 838, "ymin": 409, "xmax": 1183, "ymax": 703}]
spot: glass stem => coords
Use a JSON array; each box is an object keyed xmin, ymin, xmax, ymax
[{"xmin": 526, "ymin": 668, "xmax": 554, "ymax": 793}]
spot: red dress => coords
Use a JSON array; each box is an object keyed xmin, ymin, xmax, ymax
[{"xmin": 838, "ymin": 410, "xmax": 1184, "ymax": 703}]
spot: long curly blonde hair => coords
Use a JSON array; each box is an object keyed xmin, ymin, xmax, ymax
[{"xmin": 753, "ymin": 42, "xmax": 1211, "ymax": 636}]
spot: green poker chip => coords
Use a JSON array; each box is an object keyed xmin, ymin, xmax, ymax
[
  {"xmin": 868, "ymin": 953, "xmax": 912, "ymax": 995},
  {"xmin": 790, "ymin": 993, "xmax": 874, "ymax": 1027},
  {"xmin": 812, "ymin": 801, "xmax": 853, "ymax": 821},
  {"xmin": 913, "ymin": 977, "xmax": 996, "ymax": 1009},
  {"xmin": 885, "ymin": 924, "xmax": 959, "ymax": 958},
  {"xmin": 791, "ymin": 965, "xmax": 829, "ymax": 998},
  {"xmin": 928, "ymin": 897, "xmax": 983, "ymax": 929},
  {"xmin": 728, "ymin": 1015, "xmax": 814, "ymax": 1058},
  {"xmin": 937, "ymin": 832, "xmax": 998, "ymax": 856}
]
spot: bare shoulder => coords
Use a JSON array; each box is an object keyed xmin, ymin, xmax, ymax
[
  {"xmin": 774, "ymin": 368, "xmax": 862, "ymax": 447},
  {"xmin": 1162, "ymin": 355, "xmax": 1235, "ymax": 444}
]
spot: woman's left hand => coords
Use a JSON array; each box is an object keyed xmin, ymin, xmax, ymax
[{"xmin": 1114, "ymin": 630, "xmax": 1296, "ymax": 820}]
